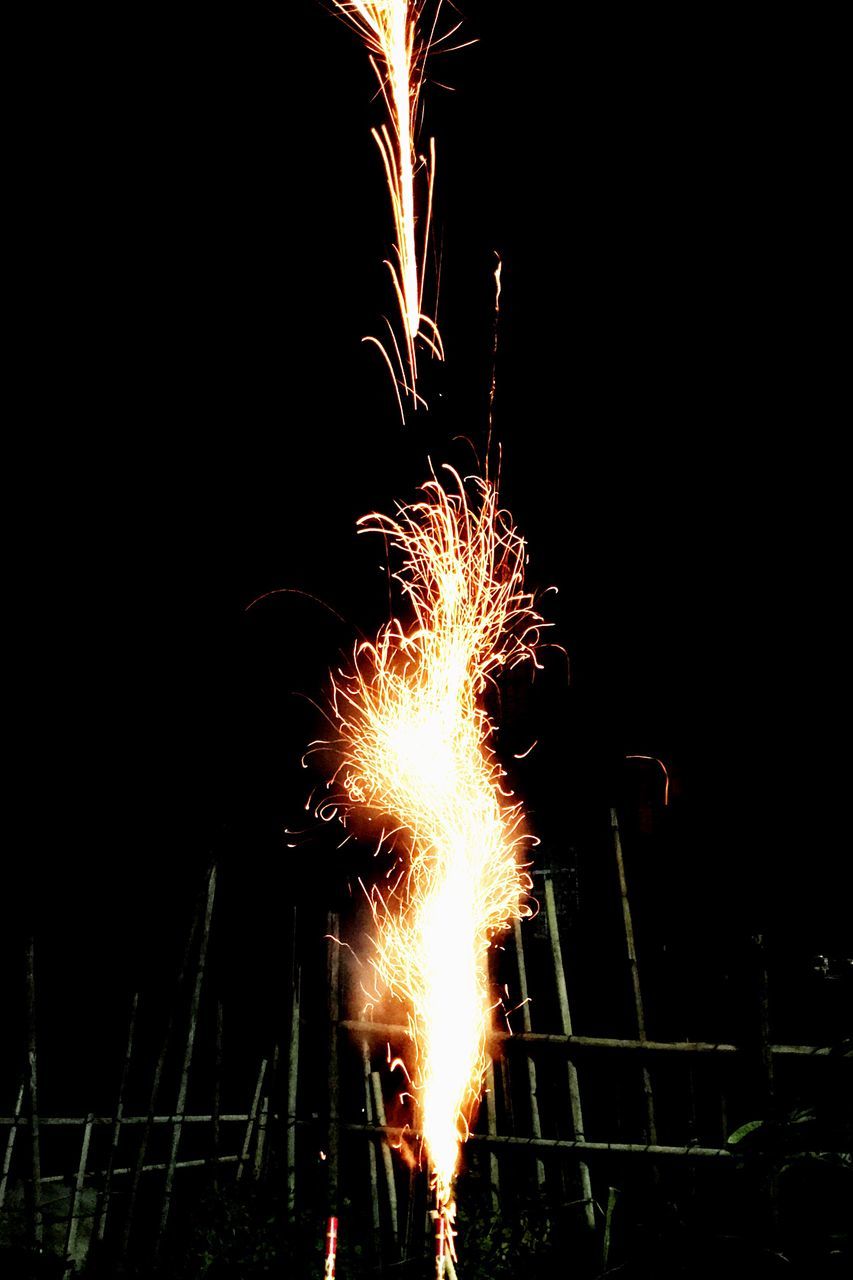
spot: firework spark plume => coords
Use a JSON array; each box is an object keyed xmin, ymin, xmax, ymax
[{"xmin": 315, "ymin": 466, "xmax": 547, "ymax": 1214}]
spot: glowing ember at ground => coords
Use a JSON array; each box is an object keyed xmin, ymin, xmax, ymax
[
  {"xmin": 331, "ymin": 1, "xmax": 452, "ymax": 413},
  {"xmin": 313, "ymin": 466, "xmax": 549, "ymax": 1218}
]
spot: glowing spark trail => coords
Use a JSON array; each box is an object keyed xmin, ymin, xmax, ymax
[
  {"xmin": 314, "ymin": 466, "xmax": 548, "ymax": 1225},
  {"xmin": 331, "ymin": 1, "xmax": 451, "ymax": 414}
]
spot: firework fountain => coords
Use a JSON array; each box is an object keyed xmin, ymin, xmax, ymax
[
  {"xmin": 313, "ymin": 4, "xmax": 551, "ymax": 1273},
  {"xmin": 312, "ymin": 470, "xmax": 549, "ymax": 1270}
]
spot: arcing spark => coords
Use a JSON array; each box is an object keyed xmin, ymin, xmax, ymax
[
  {"xmin": 315, "ymin": 467, "xmax": 547, "ymax": 1213},
  {"xmin": 331, "ymin": 2, "xmax": 450, "ymax": 414}
]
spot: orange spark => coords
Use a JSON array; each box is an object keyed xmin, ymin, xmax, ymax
[
  {"xmin": 625, "ymin": 753, "xmax": 670, "ymax": 806},
  {"xmin": 314, "ymin": 466, "xmax": 548, "ymax": 1213},
  {"xmin": 331, "ymin": 2, "xmax": 451, "ymax": 414}
]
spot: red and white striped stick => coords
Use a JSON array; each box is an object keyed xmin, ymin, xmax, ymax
[
  {"xmin": 435, "ymin": 1209, "xmax": 446, "ymax": 1279},
  {"xmin": 324, "ymin": 1215, "xmax": 338, "ymax": 1279}
]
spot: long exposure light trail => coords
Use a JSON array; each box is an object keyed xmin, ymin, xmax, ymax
[
  {"xmin": 312, "ymin": 466, "xmax": 549, "ymax": 1229},
  {"xmin": 331, "ymin": 2, "xmax": 454, "ymax": 414}
]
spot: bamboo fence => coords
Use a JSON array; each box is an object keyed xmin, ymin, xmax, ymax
[{"xmin": 1, "ymin": 825, "xmax": 849, "ymax": 1276}]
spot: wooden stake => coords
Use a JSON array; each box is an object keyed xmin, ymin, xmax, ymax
[
  {"xmin": 26, "ymin": 938, "xmax": 42, "ymax": 1248},
  {"xmin": 256, "ymin": 1043, "xmax": 278, "ymax": 1182},
  {"xmin": 63, "ymin": 1113, "xmax": 93, "ymax": 1279},
  {"xmin": 212, "ymin": 1000, "xmax": 223, "ymax": 1192},
  {"xmin": 602, "ymin": 1185, "xmax": 619, "ymax": 1270},
  {"xmin": 755, "ymin": 934, "xmax": 775, "ymax": 1104},
  {"xmin": 542, "ymin": 874, "xmax": 595, "ymax": 1230},
  {"xmin": 611, "ymin": 809, "xmax": 658, "ymax": 1147},
  {"xmin": 287, "ymin": 963, "xmax": 301, "ymax": 1219},
  {"xmin": 0, "ymin": 1079, "xmax": 24, "ymax": 1212},
  {"xmin": 370, "ymin": 1071, "xmax": 399, "ymax": 1246},
  {"xmin": 236, "ymin": 1057, "xmax": 268, "ymax": 1182},
  {"xmin": 484, "ymin": 1059, "xmax": 500, "ymax": 1211},
  {"xmin": 360, "ymin": 1042, "xmax": 382, "ymax": 1258},
  {"xmin": 253, "ymin": 1095, "xmax": 269, "ymax": 1181},
  {"xmin": 327, "ymin": 912, "xmax": 341, "ymax": 1219},
  {"xmin": 122, "ymin": 876, "xmax": 205, "ymax": 1255},
  {"xmin": 499, "ymin": 1056, "xmax": 515, "ymax": 1134},
  {"xmin": 94, "ymin": 992, "xmax": 138, "ymax": 1246},
  {"xmin": 755, "ymin": 933, "xmax": 779, "ymax": 1243},
  {"xmin": 155, "ymin": 862, "xmax": 217, "ymax": 1258},
  {"xmin": 512, "ymin": 919, "xmax": 546, "ymax": 1190}
]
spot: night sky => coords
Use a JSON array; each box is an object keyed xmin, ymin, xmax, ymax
[{"xmin": 4, "ymin": 4, "xmax": 847, "ymax": 1111}]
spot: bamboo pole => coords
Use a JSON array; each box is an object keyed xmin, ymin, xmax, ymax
[
  {"xmin": 155, "ymin": 861, "xmax": 217, "ymax": 1259},
  {"xmin": 121, "ymin": 876, "xmax": 205, "ymax": 1255},
  {"xmin": 346, "ymin": 1123, "xmax": 744, "ymax": 1160},
  {"xmin": 602, "ymin": 1185, "xmax": 619, "ymax": 1270},
  {"xmin": 94, "ymin": 992, "xmax": 138, "ymax": 1247},
  {"xmin": 484, "ymin": 1059, "xmax": 500, "ymax": 1211},
  {"xmin": 611, "ymin": 809, "xmax": 658, "ymax": 1146},
  {"xmin": 26, "ymin": 938, "xmax": 42, "ymax": 1248},
  {"xmin": 236, "ymin": 1057, "xmax": 268, "ymax": 1182},
  {"xmin": 360, "ymin": 1042, "xmax": 382, "ymax": 1258},
  {"xmin": 370, "ymin": 1071, "xmax": 400, "ymax": 1247},
  {"xmin": 0, "ymin": 1079, "xmax": 24, "ymax": 1212},
  {"xmin": 403, "ymin": 1164, "xmax": 417, "ymax": 1264},
  {"xmin": 512, "ymin": 919, "xmax": 546, "ymax": 1189},
  {"xmin": 256, "ymin": 1043, "xmax": 278, "ymax": 1182},
  {"xmin": 755, "ymin": 933, "xmax": 779, "ymax": 1243},
  {"xmin": 2, "ymin": 1112, "xmax": 303, "ymax": 1129},
  {"xmin": 684, "ymin": 1022, "xmax": 699, "ymax": 1211},
  {"xmin": 48, "ymin": 1126, "xmax": 848, "ymax": 1183},
  {"xmin": 287, "ymin": 964, "xmax": 301, "ymax": 1219},
  {"xmin": 755, "ymin": 934, "xmax": 775, "ymax": 1103},
  {"xmin": 542, "ymin": 874, "xmax": 596, "ymax": 1230},
  {"xmin": 498, "ymin": 1056, "xmax": 515, "ymax": 1134},
  {"xmin": 212, "ymin": 999, "xmax": 223, "ymax": 1191},
  {"xmin": 327, "ymin": 912, "xmax": 341, "ymax": 1220},
  {"xmin": 41, "ymin": 1152, "xmax": 243, "ymax": 1188},
  {"xmin": 253, "ymin": 1096, "xmax": 269, "ymax": 1181},
  {"xmin": 63, "ymin": 1112, "xmax": 93, "ymax": 1279},
  {"xmin": 338, "ymin": 1021, "xmax": 843, "ymax": 1058}
]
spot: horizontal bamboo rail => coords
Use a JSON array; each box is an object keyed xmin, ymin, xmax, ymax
[
  {"xmin": 39, "ymin": 1153, "xmax": 240, "ymax": 1187},
  {"xmin": 344, "ymin": 1123, "xmax": 846, "ymax": 1163},
  {"xmin": 337, "ymin": 1020, "xmax": 848, "ymax": 1059},
  {"xmin": 0, "ymin": 1114, "xmax": 261, "ymax": 1129}
]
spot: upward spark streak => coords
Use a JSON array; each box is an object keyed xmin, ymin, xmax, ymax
[
  {"xmin": 332, "ymin": 1, "xmax": 447, "ymax": 413},
  {"xmin": 319, "ymin": 468, "xmax": 546, "ymax": 1213}
]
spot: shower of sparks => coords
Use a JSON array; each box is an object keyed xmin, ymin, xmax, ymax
[
  {"xmin": 331, "ymin": 1, "xmax": 457, "ymax": 415},
  {"xmin": 312, "ymin": 465, "xmax": 548, "ymax": 1217}
]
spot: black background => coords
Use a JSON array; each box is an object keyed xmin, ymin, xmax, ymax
[{"xmin": 3, "ymin": 3, "xmax": 848, "ymax": 1109}]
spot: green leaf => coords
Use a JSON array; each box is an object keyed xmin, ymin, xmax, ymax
[{"xmin": 727, "ymin": 1119, "xmax": 765, "ymax": 1145}]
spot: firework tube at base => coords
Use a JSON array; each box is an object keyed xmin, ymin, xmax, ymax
[
  {"xmin": 324, "ymin": 1215, "xmax": 338, "ymax": 1279},
  {"xmin": 435, "ymin": 1208, "xmax": 446, "ymax": 1278}
]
